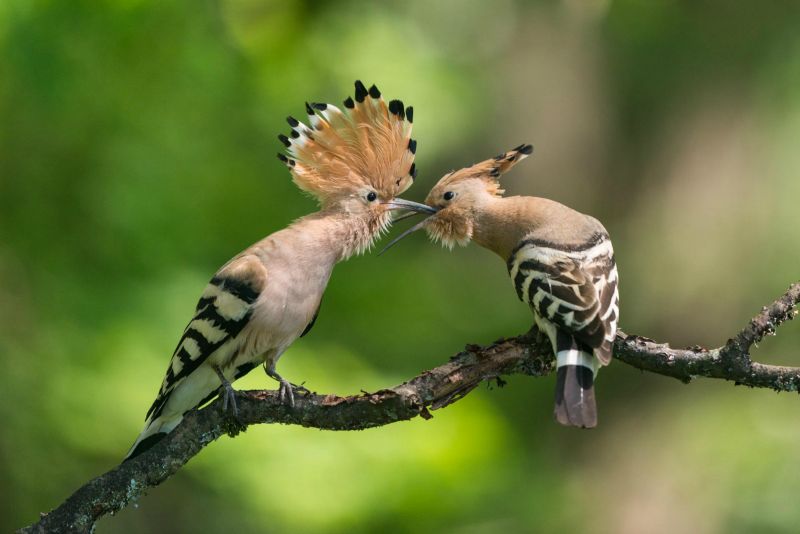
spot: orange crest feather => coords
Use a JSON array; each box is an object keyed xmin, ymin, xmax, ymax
[
  {"xmin": 438, "ymin": 144, "xmax": 533, "ymax": 197},
  {"xmin": 277, "ymin": 81, "xmax": 417, "ymax": 204}
]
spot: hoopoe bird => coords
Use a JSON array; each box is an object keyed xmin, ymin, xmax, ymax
[
  {"xmin": 383, "ymin": 145, "xmax": 619, "ymax": 427},
  {"xmin": 125, "ymin": 81, "xmax": 434, "ymax": 460}
]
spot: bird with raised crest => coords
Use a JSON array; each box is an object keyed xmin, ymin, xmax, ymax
[
  {"xmin": 382, "ymin": 144, "xmax": 619, "ymax": 428},
  {"xmin": 124, "ymin": 81, "xmax": 434, "ymax": 460}
]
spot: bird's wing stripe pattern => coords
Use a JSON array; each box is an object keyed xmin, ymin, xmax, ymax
[
  {"xmin": 146, "ymin": 327, "xmax": 229, "ymax": 422},
  {"xmin": 193, "ymin": 301, "xmax": 251, "ymax": 338},
  {"xmin": 509, "ymin": 232, "xmax": 608, "ymax": 259},
  {"xmin": 517, "ymin": 258, "xmax": 564, "ymax": 277},
  {"xmin": 144, "ymin": 275, "xmax": 259, "ymax": 422},
  {"xmin": 508, "ymin": 236, "xmax": 619, "ymax": 364},
  {"xmin": 513, "ymin": 269, "xmax": 528, "ymax": 301},
  {"xmin": 529, "ymin": 279, "xmax": 590, "ymax": 313},
  {"xmin": 210, "ymin": 276, "xmax": 259, "ymax": 304}
]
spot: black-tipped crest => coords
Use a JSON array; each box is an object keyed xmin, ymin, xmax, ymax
[
  {"xmin": 434, "ymin": 142, "xmax": 534, "ymax": 198},
  {"xmin": 409, "ymin": 163, "xmax": 417, "ymax": 179},
  {"xmin": 354, "ymin": 80, "xmax": 368, "ymax": 102},
  {"xmin": 388, "ymin": 100, "xmax": 404, "ymax": 117},
  {"xmin": 280, "ymin": 80, "xmax": 417, "ymax": 201},
  {"xmin": 405, "ymin": 106, "xmax": 414, "ymax": 123},
  {"xmin": 516, "ymin": 144, "xmax": 534, "ymax": 155},
  {"xmin": 277, "ymin": 153, "xmax": 288, "ymax": 163}
]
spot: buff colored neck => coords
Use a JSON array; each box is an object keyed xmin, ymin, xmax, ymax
[
  {"xmin": 471, "ymin": 195, "xmax": 604, "ymax": 262},
  {"xmin": 470, "ymin": 196, "xmax": 547, "ymax": 260},
  {"xmin": 285, "ymin": 208, "xmax": 388, "ymax": 264}
]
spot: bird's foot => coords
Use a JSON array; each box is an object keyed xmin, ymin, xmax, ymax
[
  {"xmin": 214, "ymin": 365, "xmax": 239, "ymax": 417},
  {"xmin": 277, "ymin": 380, "xmax": 311, "ymax": 407},
  {"xmin": 221, "ymin": 382, "xmax": 239, "ymax": 417},
  {"xmin": 278, "ymin": 379, "xmax": 295, "ymax": 407},
  {"xmin": 265, "ymin": 365, "xmax": 310, "ymax": 408},
  {"xmin": 214, "ymin": 366, "xmax": 246, "ymax": 437}
]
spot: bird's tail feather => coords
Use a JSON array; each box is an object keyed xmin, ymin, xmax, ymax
[
  {"xmin": 553, "ymin": 349, "xmax": 598, "ymax": 428},
  {"xmin": 124, "ymin": 432, "xmax": 168, "ymax": 461},
  {"xmin": 123, "ymin": 413, "xmax": 183, "ymax": 461},
  {"xmin": 126, "ymin": 370, "xmax": 228, "ymax": 461}
]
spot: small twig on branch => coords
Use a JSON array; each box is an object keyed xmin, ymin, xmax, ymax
[
  {"xmin": 19, "ymin": 282, "xmax": 800, "ymax": 534},
  {"xmin": 615, "ymin": 282, "xmax": 800, "ymax": 390}
]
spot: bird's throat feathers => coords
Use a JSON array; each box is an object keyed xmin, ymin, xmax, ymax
[
  {"xmin": 290, "ymin": 209, "xmax": 392, "ymax": 262},
  {"xmin": 425, "ymin": 210, "xmax": 474, "ymax": 250}
]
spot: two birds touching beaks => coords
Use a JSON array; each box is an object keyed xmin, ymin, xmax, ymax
[{"xmin": 125, "ymin": 81, "xmax": 619, "ymax": 461}]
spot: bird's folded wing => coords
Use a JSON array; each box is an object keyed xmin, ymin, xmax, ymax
[
  {"xmin": 145, "ymin": 269, "xmax": 262, "ymax": 422},
  {"xmin": 509, "ymin": 236, "xmax": 619, "ymax": 364}
]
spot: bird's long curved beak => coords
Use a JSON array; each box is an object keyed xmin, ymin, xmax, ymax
[
  {"xmin": 383, "ymin": 198, "xmax": 438, "ymax": 214},
  {"xmin": 378, "ymin": 215, "xmax": 436, "ymax": 256},
  {"xmin": 390, "ymin": 211, "xmax": 423, "ymax": 224}
]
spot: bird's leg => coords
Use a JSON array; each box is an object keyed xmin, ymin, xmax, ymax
[
  {"xmin": 265, "ymin": 364, "xmax": 294, "ymax": 407},
  {"xmin": 263, "ymin": 363, "xmax": 309, "ymax": 408},
  {"xmin": 213, "ymin": 365, "xmax": 239, "ymax": 417}
]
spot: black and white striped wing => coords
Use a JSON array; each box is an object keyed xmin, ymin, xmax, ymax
[
  {"xmin": 508, "ymin": 236, "xmax": 619, "ymax": 364},
  {"xmin": 145, "ymin": 275, "xmax": 260, "ymax": 422}
]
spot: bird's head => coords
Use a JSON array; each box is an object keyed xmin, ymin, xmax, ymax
[
  {"xmin": 380, "ymin": 144, "xmax": 533, "ymax": 253},
  {"xmin": 278, "ymin": 81, "xmax": 433, "ymax": 247}
]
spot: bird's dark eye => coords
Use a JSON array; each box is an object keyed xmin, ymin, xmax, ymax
[
  {"xmin": 366, "ymin": 191, "xmax": 377, "ymax": 202},
  {"xmin": 443, "ymin": 191, "xmax": 455, "ymax": 201}
]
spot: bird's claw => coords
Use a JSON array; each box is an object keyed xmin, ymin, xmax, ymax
[
  {"xmin": 278, "ymin": 380, "xmax": 295, "ymax": 407},
  {"xmin": 214, "ymin": 365, "xmax": 239, "ymax": 418},
  {"xmin": 265, "ymin": 364, "xmax": 309, "ymax": 407},
  {"xmin": 277, "ymin": 380, "xmax": 311, "ymax": 407},
  {"xmin": 221, "ymin": 383, "xmax": 239, "ymax": 417}
]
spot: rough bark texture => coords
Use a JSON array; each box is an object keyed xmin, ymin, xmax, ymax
[{"xmin": 19, "ymin": 282, "xmax": 800, "ymax": 534}]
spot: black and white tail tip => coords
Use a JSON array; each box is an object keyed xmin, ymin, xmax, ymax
[{"xmin": 553, "ymin": 341, "xmax": 598, "ymax": 428}]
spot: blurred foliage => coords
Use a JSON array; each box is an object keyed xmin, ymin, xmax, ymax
[{"xmin": 2, "ymin": 0, "xmax": 800, "ymax": 532}]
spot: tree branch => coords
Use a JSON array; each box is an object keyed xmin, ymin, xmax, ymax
[
  {"xmin": 19, "ymin": 282, "xmax": 800, "ymax": 534},
  {"xmin": 615, "ymin": 282, "xmax": 800, "ymax": 390}
]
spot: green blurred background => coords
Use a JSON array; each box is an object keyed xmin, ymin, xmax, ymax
[{"xmin": 2, "ymin": 0, "xmax": 800, "ymax": 532}]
